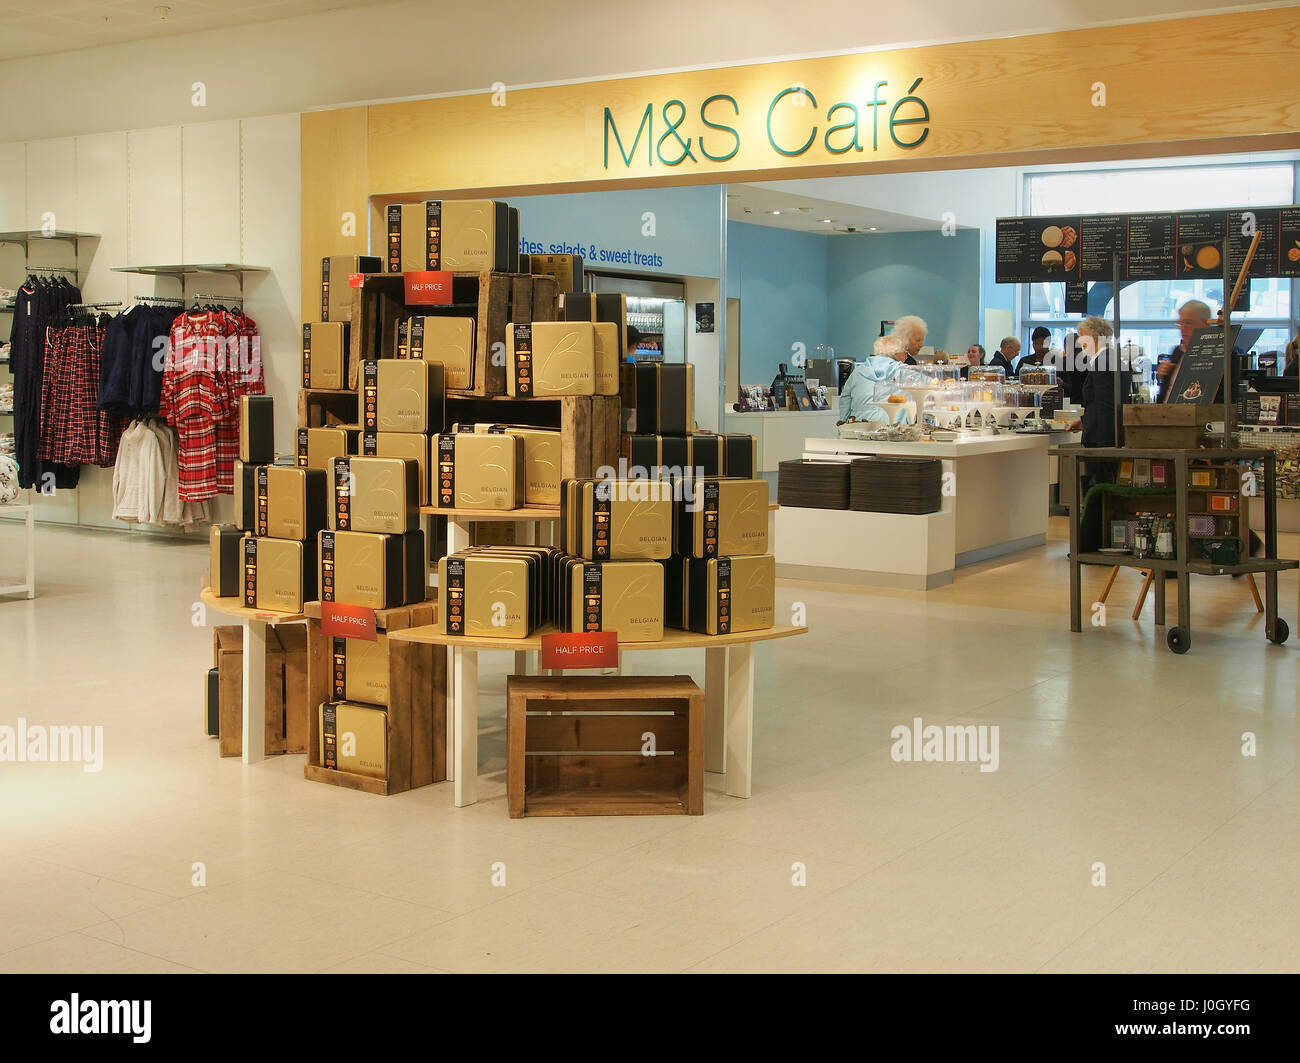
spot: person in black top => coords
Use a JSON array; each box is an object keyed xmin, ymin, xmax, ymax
[
  {"xmin": 1067, "ymin": 316, "xmax": 1131, "ymax": 479},
  {"xmin": 1017, "ymin": 327, "xmax": 1051, "ymax": 372},
  {"xmin": 1284, "ymin": 330, "xmax": 1298, "ymax": 376},
  {"xmin": 1156, "ymin": 299, "xmax": 1212, "ymax": 402},
  {"xmin": 989, "ymin": 337, "xmax": 1018, "ymax": 376}
]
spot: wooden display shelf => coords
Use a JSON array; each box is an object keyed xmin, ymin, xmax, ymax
[
  {"xmin": 346, "ymin": 271, "xmax": 558, "ymax": 395},
  {"xmin": 1055, "ymin": 445, "xmax": 1295, "ymax": 652},
  {"xmin": 389, "ymin": 622, "xmax": 806, "ymax": 652},
  {"xmin": 302, "ymin": 600, "xmax": 445, "ymax": 796},
  {"xmin": 302, "ymin": 600, "xmax": 435, "ymax": 626},
  {"xmin": 299, "ymin": 387, "xmax": 358, "ymax": 428},
  {"xmin": 1075, "ymin": 552, "xmax": 1179, "ymax": 571},
  {"xmin": 507, "ymin": 675, "xmax": 704, "ymax": 818},
  {"xmin": 200, "ymin": 587, "xmax": 304, "ymax": 623},
  {"xmin": 1186, "ymin": 557, "xmax": 1296, "ymax": 576},
  {"xmin": 419, "ymin": 505, "xmax": 559, "ymax": 520}
]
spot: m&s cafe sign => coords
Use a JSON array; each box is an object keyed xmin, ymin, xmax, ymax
[{"xmin": 602, "ymin": 77, "xmax": 932, "ymax": 169}]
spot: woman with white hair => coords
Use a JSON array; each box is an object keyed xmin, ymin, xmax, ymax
[
  {"xmin": 1067, "ymin": 315, "xmax": 1130, "ymax": 472},
  {"xmin": 838, "ymin": 332, "xmax": 928, "ymax": 425},
  {"xmin": 890, "ymin": 315, "xmax": 928, "ymax": 365}
]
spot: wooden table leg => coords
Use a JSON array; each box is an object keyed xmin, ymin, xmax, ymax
[
  {"xmin": 1153, "ymin": 568, "xmax": 1166, "ymax": 626},
  {"xmin": 724, "ymin": 643, "xmax": 754, "ymax": 799},
  {"xmin": 514, "ymin": 651, "xmax": 529, "ymax": 676},
  {"xmin": 1246, "ymin": 573, "xmax": 1263, "ymax": 614},
  {"xmin": 704, "ymin": 646, "xmax": 727, "ymax": 774},
  {"xmin": 454, "ymin": 647, "xmax": 478, "ymax": 807},
  {"xmin": 1098, "ymin": 565, "xmax": 1119, "ymax": 605},
  {"xmin": 242, "ymin": 618, "xmax": 268, "ymax": 765},
  {"xmin": 1132, "ymin": 570, "xmax": 1153, "ymax": 621}
]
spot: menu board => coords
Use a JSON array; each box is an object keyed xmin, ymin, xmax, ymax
[
  {"xmin": 1126, "ymin": 214, "xmax": 1179, "ymax": 279},
  {"xmin": 1080, "ymin": 214, "xmax": 1125, "ymax": 280},
  {"xmin": 1277, "ymin": 207, "xmax": 1300, "ymax": 278},
  {"xmin": 1167, "ymin": 324, "xmax": 1241, "ymax": 405},
  {"xmin": 996, "ymin": 205, "xmax": 1292, "ymax": 284},
  {"xmin": 996, "ymin": 217, "xmax": 1080, "ymax": 283}
]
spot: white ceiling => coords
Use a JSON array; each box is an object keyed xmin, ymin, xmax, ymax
[
  {"xmin": 727, "ymin": 184, "xmax": 950, "ymax": 236},
  {"xmin": 0, "ymin": 0, "xmax": 394, "ymax": 61}
]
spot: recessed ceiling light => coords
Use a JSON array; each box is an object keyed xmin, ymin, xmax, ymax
[
  {"xmin": 821, "ymin": 218, "xmax": 832, "ymax": 223},
  {"xmin": 868, "ymin": 226, "xmax": 878, "ymax": 231},
  {"xmin": 769, "ymin": 210, "xmax": 781, "ymax": 216}
]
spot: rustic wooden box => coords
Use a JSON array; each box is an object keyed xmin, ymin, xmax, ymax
[
  {"xmin": 213, "ymin": 625, "xmax": 308, "ymax": 757},
  {"xmin": 1123, "ymin": 405, "xmax": 1210, "ymax": 449},
  {"xmin": 299, "ymin": 387, "xmax": 358, "ymax": 428},
  {"xmin": 303, "ymin": 602, "xmax": 445, "ymax": 795},
  {"xmin": 506, "ymin": 675, "xmax": 704, "ymax": 817},
  {"xmin": 346, "ymin": 271, "xmax": 558, "ymax": 396},
  {"xmin": 442, "ymin": 394, "xmax": 621, "ymax": 481}
]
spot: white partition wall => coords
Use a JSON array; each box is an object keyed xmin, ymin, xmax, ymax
[{"xmin": 0, "ymin": 115, "xmax": 302, "ymax": 534}]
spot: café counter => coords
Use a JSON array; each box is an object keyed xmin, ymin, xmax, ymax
[{"xmin": 776, "ymin": 432, "xmax": 1075, "ymax": 589}]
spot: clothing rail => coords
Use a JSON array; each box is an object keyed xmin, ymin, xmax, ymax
[
  {"xmin": 134, "ymin": 295, "xmax": 184, "ymax": 304},
  {"xmin": 27, "ymin": 265, "xmax": 77, "ymax": 273},
  {"xmin": 188, "ymin": 292, "xmax": 243, "ymax": 304},
  {"xmin": 69, "ymin": 301, "xmax": 123, "ymax": 310}
]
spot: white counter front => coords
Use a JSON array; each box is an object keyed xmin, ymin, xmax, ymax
[
  {"xmin": 777, "ymin": 432, "xmax": 1065, "ymax": 589},
  {"xmin": 722, "ymin": 409, "xmax": 841, "ymax": 478}
]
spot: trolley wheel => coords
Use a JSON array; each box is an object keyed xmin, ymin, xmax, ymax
[
  {"xmin": 1268, "ymin": 618, "xmax": 1289, "ymax": 645},
  {"xmin": 1166, "ymin": 626, "xmax": 1191, "ymax": 654}
]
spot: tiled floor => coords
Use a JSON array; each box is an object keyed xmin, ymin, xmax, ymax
[{"xmin": 0, "ymin": 521, "xmax": 1295, "ymax": 972}]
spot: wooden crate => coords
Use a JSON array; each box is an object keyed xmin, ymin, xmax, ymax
[
  {"xmin": 506, "ymin": 675, "xmax": 704, "ymax": 817},
  {"xmin": 1123, "ymin": 405, "xmax": 1210, "ymax": 449},
  {"xmin": 446, "ymin": 393, "xmax": 620, "ymax": 480},
  {"xmin": 213, "ymin": 625, "xmax": 308, "ymax": 757},
  {"xmin": 299, "ymin": 388, "xmax": 358, "ymax": 428},
  {"xmin": 303, "ymin": 602, "xmax": 445, "ymax": 795},
  {"xmin": 345, "ymin": 271, "xmax": 558, "ymax": 395}
]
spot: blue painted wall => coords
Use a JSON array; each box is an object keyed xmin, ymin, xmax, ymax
[
  {"xmin": 727, "ymin": 221, "xmax": 830, "ymax": 385},
  {"xmin": 514, "ymin": 184, "xmax": 723, "ymax": 279},
  {"xmin": 826, "ymin": 229, "xmax": 981, "ymax": 361}
]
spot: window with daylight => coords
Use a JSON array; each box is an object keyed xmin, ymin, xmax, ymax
[{"xmin": 1019, "ymin": 160, "xmax": 1298, "ymax": 375}]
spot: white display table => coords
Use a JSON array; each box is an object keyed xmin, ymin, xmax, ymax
[
  {"xmin": 0, "ymin": 504, "xmax": 36, "ymax": 599},
  {"xmin": 721, "ymin": 409, "xmax": 841, "ymax": 479},
  {"xmin": 777, "ymin": 432, "xmax": 1072, "ymax": 589}
]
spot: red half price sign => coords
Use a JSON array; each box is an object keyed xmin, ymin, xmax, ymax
[
  {"xmin": 348, "ymin": 272, "xmax": 365, "ymax": 288},
  {"xmin": 540, "ymin": 632, "xmax": 619, "ymax": 670},
  {"xmin": 404, "ymin": 270, "xmax": 454, "ymax": 305},
  {"xmin": 321, "ymin": 602, "xmax": 378, "ymax": 641}
]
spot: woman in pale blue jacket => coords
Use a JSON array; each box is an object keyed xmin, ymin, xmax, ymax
[{"xmin": 838, "ymin": 333, "xmax": 930, "ymax": 424}]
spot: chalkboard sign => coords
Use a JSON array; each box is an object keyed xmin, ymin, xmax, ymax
[
  {"xmin": 1064, "ymin": 279, "xmax": 1088, "ymax": 314},
  {"xmin": 1168, "ymin": 323, "xmax": 1241, "ymax": 404}
]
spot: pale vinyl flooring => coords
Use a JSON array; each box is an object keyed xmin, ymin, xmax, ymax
[{"xmin": 0, "ymin": 519, "xmax": 1294, "ymax": 973}]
